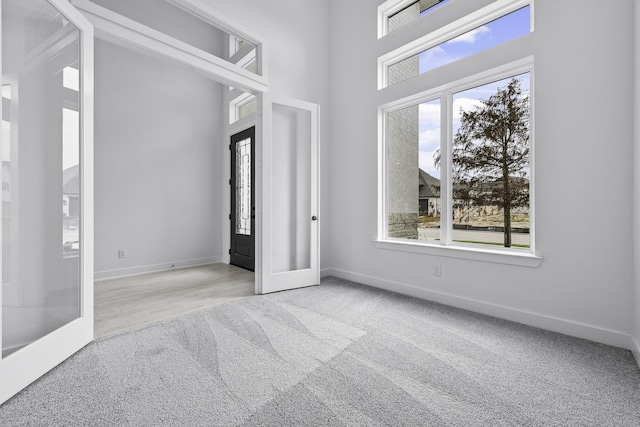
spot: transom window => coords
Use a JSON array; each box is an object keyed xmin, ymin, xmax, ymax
[
  {"xmin": 387, "ymin": 6, "xmax": 530, "ymax": 87},
  {"xmin": 229, "ymin": 92, "xmax": 256, "ymax": 124}
]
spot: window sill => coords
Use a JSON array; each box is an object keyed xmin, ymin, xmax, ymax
[{"xmin": 374, "ymin": 239, "xmax": 542, "ymax": 268}]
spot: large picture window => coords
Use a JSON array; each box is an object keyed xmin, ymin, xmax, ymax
[{"xmin": 383, "ymin": 69, "xmax": 532, "ymax": 252}]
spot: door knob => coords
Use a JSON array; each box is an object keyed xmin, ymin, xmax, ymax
[{"xmin": 311, "ymin": 216, "xmax": 318, "ymax": 221}]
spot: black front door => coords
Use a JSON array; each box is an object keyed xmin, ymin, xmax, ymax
[{"xmin": 230, "ymin": 127, "xmax": 255, "ymax": 271}]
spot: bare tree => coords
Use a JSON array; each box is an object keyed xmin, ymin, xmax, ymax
[{"xmin": 436, "ymin": 78, "xmax": 530, "ymax": 247}]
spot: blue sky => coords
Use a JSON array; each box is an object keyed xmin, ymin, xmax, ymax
[{"xmin": 418, "ymin": 6, "xmax": 531, "ymax": 178}]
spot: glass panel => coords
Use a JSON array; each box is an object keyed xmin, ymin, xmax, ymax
[
  {"xmin": 418, "ymin": 100, "xmax": 441, "ymax": 240},
  {"xmin": 2, "ymin": 0, "xmax": 82, "ymax": 357},
  {"xmin": 244, "ymin": 59, "xmax": 257, "ymax": 74},
  {"xmin": 2, "ymin": 85, "xmax": 11, "ymax": 297},
  {"xmin": 235, "ymin": 138, "xmax": 251, "ymax": 236},
  {"xmin": 387, "ymin": 99, "xmax": 441, "ymax": 241},
  {"xmin": 271, "ymin": 104, "xmax": 311, "ymax": 274},
  {"xmin": 387, "ymin": 6, "xmax": 530, "ymax": 86},
  {"xmin": 230, "ymin": 92, "xmax": 256, "ymax": 124},
  {"xmin": 451, "ymin": 73, "xmax": 530, "ymax": 249},
  {"xmin": 388, "ymin": 0, "xmax": 449, "ymax": 33},
  {"xmin": 238, "ymin": 97, "xmax": 256, "ymax": 120}
]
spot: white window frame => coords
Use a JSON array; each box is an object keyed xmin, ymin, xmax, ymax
[
  {"xmin": 228, "ymin": 35, "xmax": 257, "ymax": 70},
  {"xmin": 378, "ymin": 0, "xmax": 532, "ymax": 89},
  {"xmin": 376, "ymin": 0, "xmax": 540, "ymax": 267},
  {"xmin": 229, "ymin": 91, "xmax": 256, "ymax": 124},
  {"xmin": 378, "ymin": 59, "xmax": 538, "ymax": 266}
]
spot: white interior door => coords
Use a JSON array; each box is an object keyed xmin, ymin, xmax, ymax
[
  {"xmin": 0, "ymin": 0, "xmax": 94, "ymax": 404},
  {"xmin": 257, "ymin": 93, "xmax": 319, "ymax": 294}
]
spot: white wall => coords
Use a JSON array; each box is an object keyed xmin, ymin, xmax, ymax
[
  {"xmin": 328, "ymin": 0, "xmax": 637, "ymax": 349},
  {"xmin": 91, "ymin": 0, "xmax": 224, "ymax": 56},
  {"xmin": 94, "ymin": 40, "xmax": 224, "ymax": 278},
  {"xmin": 633, "ymin": 0, "xmax": 640, "ymax": 362}
]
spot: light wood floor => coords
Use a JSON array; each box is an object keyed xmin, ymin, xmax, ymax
[{"xmin": 94, "ymin": 263, "xmax": 255, "ymax": 338}]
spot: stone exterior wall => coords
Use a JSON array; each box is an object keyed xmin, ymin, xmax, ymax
[
  {"xmin": 387, "ymin": 3, "xmax": 419, "ymax": 239},
  {"xmin": 388, "ymin": 104, "xmax": 419, "ymax": 239},
  {"xmin": 388, "ymin": 2, "xmax": 420, "ymax": 33}
]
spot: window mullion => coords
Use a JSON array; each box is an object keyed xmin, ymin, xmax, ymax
[{"xmin": 440, "ymin": 92, "xmax": 453, "ymax": 246}]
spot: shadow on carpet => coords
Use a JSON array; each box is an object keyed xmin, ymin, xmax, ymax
[{"xmin": 1, "ymin": 277, "xmax": 639, "ymax": 426}]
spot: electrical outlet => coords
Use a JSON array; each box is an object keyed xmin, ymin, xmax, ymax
[
  {"xmin": 432, "ymin": 264, "xmax": 442, "ymax": 277},
  {"xmin": 118, "ymin": 249, "xmax": 127, "ymax": 259}
]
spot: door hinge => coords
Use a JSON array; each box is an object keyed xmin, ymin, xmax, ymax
[
  {"xmin": 228, "ymin": 249, "xmax": 231, "ymax": 254},
  {"xmin": 229, "ymin": 144, "xmax": 231, "ymax": 150},
  {"xmin": 229, "ymin": 213, "xmax": 231, "ymax": 220},
  {"xmin": 229, "ymin": 179, "xmax": 231, "ymax": 185}
]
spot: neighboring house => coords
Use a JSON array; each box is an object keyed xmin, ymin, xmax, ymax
[
  {"xmin": 418, "ymin": 168, "xmax": 440, "ymax": 216},
  {"xmin": 417, "ymin": 169, "xmax": 530, "ymax": 225},
  {"xmin": 62, "ymin": 164, "xmax": 79, "ymax": 218},
  {"xmin": 451, "ymin": 176, "xmax": 530, "ymax": 225}
]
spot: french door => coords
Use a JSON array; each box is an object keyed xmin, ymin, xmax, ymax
[
  {"xmin": 0, "ymin": 0, "xmax": 94, "ymax": 404},
  {"xmin": 256, "ymin": 94, "xmax": 320, "ymax": 294}
]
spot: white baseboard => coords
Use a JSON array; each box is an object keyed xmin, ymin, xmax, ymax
[
  {"xmin": 95, "ymin": 256, "xmax": 222, "ymax": 281},
  {"xmin": 322, "ymin": 267, "xmax": 636, "ymax": 352},
  {"xmin": 320, "ymin": 268, "xmax": 334, "ymax": 278}
]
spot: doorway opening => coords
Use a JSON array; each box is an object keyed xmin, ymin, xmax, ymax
[{"xmin": 230, "ymin": 127, "xmax": 255, "ymax": 271}]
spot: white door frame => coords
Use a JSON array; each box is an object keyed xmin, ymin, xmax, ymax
[
  {"xmin": 69, "ymin": 0, "xmax": 321, "ymax": 296},
  {"xmin": 0, "ymin": 0, "xmax": 94, "ymax": 405}
]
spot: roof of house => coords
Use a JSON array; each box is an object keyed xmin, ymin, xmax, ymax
[
  {"xmin": 63, "ymin": 164, "xmax": 79, "ymax": 195},
  {"xmin": 419, "ymin": 169, "xmax": 440, "ymax": 198}
]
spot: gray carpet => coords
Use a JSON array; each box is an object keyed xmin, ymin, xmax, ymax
[{"xmin": 1, "ymin": 277, "xmax": 639, "ymax": 426}]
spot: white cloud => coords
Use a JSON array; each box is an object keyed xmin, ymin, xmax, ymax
[
  {"xmin": 419, "ymin": 45, "xmax": 462, "ymax": 73},
  {"xmin": 452, "ymin": 97, "xmax": 483, "ymax": 126},
  {"xmin": 419, "ymin": 127, "xmax": 441, "ymax": 176},
  {"xmin": 418, "ymin": 102, "xmax": 440, "ymax": 128},
  {"xmin": 419, "ymin": 149, "xmax": 440, "ymax": 178},
  {"xmin": 419, "ymin": 129, "xmax": 440, "ymax": 151},
  {"xmin": 447, "ymin": 25, "xmax": 490, "ymax": 44}
]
